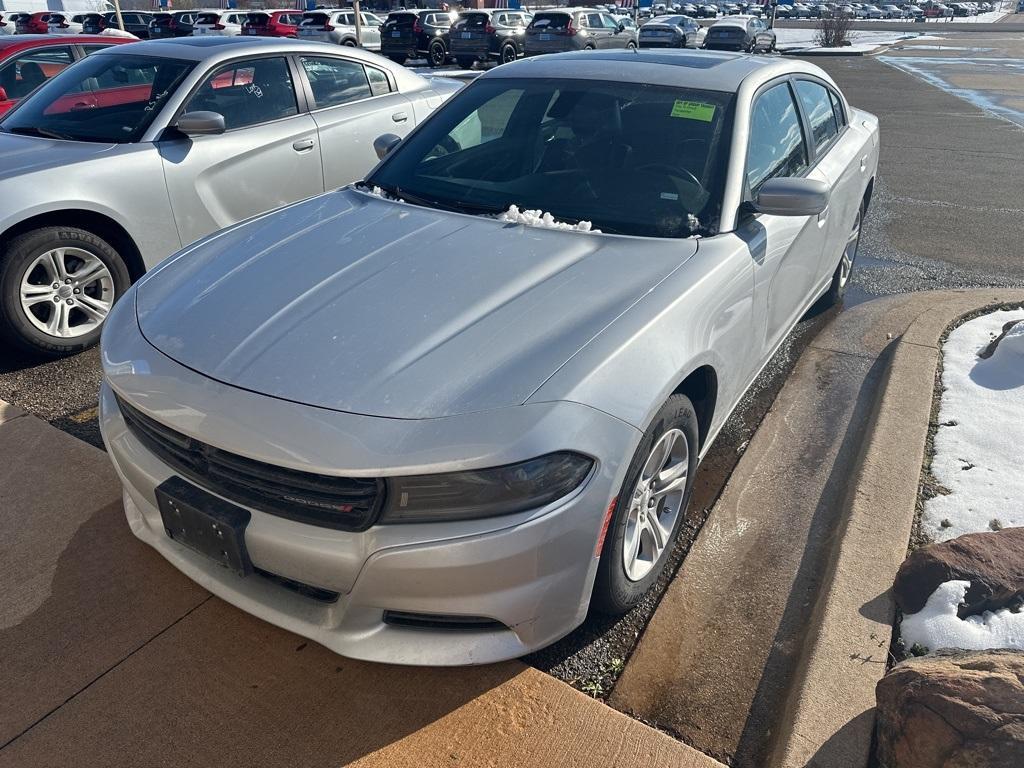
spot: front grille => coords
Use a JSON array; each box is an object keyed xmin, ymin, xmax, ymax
[{"xmin": 116, "ymin": 394, "xmax": 385, "ymax": 531}]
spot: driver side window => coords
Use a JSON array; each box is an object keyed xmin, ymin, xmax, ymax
[
  {"xmin": 184, "ymin": 57, "xmax": 298, "ymax": 131},
  {"xmin": 746, "ymin": 83, "xmax": 809, "ymax": 194}
]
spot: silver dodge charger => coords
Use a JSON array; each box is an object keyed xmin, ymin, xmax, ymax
[
  {"xmin": 100, "ymin": 50, "xmax": 878, "ymax": 665},
  {"xmin": 0, "ymin": 37, "xmax": 459, "ymax": 356}
]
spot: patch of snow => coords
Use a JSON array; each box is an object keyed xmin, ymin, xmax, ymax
[
  {"xmin": 99, "ymin": 28, "xmax": 138, "ymax": 38},
  {"xmin": 774, "ymin": 28, "xmax": 921, "ymax": 52},
  {"xmin": 922, "ymin": 308, "xmax": 1024, "ymax": 542},
  {"xmin": 498, "ymin": 205, "xmax": 600, "ymax": 233},
  {"xmin": 900, "ymin": 580, "xmax": 1024, "ymax": 652}
]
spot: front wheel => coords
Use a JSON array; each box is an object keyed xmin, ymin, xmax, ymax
[
  {"xmin": 592, "ymin": 394, "xmax": 699, "ymax": 615},
  {"xmin": 824, "ymin": 204, "xmax": 863, "ymax": 306},
  {"xmin": 0, "ymin": 226, "xmax": 131, "ymax": 357},
  {"xmin": 428, "ymin": 40, "xmax": 447, "ymax": 67}
]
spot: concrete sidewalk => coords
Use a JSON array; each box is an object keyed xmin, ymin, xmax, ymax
[
  {"xmin": 611, "ymin": 289, "xmax": 1024, "ymax": 768},
  {"xmin": 0, "ymin": 401, "xmax": 723, "ymax": 768}
]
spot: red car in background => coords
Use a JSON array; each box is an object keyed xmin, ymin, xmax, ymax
[
  {"xmin": 0, "ymin": 35, "xmax": 134, "ymax": 117},
  {"xmin": 17, "ymin": 12, "xmax": 54, "ymax": 34},
  {"xmin": 241, "ymin": 10, "xmax": 304, "ymax": 37}
]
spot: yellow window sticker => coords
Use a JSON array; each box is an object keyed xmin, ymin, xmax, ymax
[{"xmin": 670, "ymin": 100, "xmax": 716, "ymax": 122}]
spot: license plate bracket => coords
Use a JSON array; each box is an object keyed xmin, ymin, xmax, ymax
[{"xmin": 156, "ymin": 476, "xmax": 253, "ymax": 576}]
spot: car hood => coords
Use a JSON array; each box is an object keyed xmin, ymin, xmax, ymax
[
  {"xmin": 0, "ymin": 133, "xmax": 117, "ymax": 181},
  {"xmin": 136, "ymin": 188, "xmax": 696, "ymax": 419}
]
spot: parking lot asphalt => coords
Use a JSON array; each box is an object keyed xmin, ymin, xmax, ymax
[{"xmin": 1, "ymin": 29, "xmax": 1023, "ymax": 703}]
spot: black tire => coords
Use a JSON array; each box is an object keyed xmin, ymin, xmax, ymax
[
  {"xmin": 499, "ymin": 42, "xmax": 517, "ymax": 64},
  {"xmin": 592, "ymin": 394, "xmax": 700, "ymax": 616},
  {"xmin": 455, "ymin": 56, "xmax": 475, "ymax": 69},
  {"xmin": 387, "ymin": 54, "xmax": 407, "ymax": 65},
  {"xmin": 342, "ymin": 38, "xmax": 357, "ymax": 47},
  {"xmin": 0, "ymin": 226, "xmax": 131, "ymax": 357},
  {"xmin": 626, "ymin": 40, "xmax": 637, "ymax": 51},
  {"xmin": 584, "ymin": 43, "xmax": 596, "ymax": 51},
  {"xmin": 824, "ymin": 202, "xmax": 864, "ymax": 307},
  {"xmin": 428, "ymin": 40, "xmax": 447, "ymax": 67}
]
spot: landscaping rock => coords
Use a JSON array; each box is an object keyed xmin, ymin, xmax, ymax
[
  {"xmin": 875, "ymin": 649, "xmax": 1024, "ymax": 768},
  {"xmin": 893, "ymin": 527, "xmax": 1024, "ymax": 617}
]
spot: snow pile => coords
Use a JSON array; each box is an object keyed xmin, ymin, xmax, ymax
[
  {"xmin": 498, "ymin": 205, "xmax": 600, "ymax": 233},
  {"xmin": 901, "ymin": 580, "xmax": 1024, "ymax": 652},
  {"xmin": 922, "ymin": 308, "xmax": 1024, "ymax": 542},
  {"xmin": 362, "ymin": 186, "xmax": 399, "ymax": 202},
  {"xmin": 99, "ymin": 28, "xmax": 138, "ymax": 39}
]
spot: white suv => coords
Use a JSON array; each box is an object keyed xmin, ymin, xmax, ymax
[
  {"xmin": 297, "ymin": 10, "xmax": 383, "ymax": 49},
  {"xmin": 192, "ymin": 10, "xmax": 247, "ymax": 36}
]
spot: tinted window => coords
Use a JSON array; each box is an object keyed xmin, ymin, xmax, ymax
[
  {"xmin": 794, "ymin": 79, "xmax": 839, "ymax": 153},
  {"xmin": 186, "ymin": 57, "xmax": 297, "ymax": 130},
  {"xmin": 368, "ymin": 78, "xmax": 734, "ymax": 237},
  {"xmin": 829, "ymin": 88, "xmax": 846, "ymax": 127},
  {"xmin": 746, "ymin": 83, "xmax": 808, "ymax": 193},
  {"xmin": 1, "ymin": 54, "xmax": 192, "ymax": 142},
  {"xmin": 301, "ymin": 57, "xmax": 371, "ymax": 108},
  {"xmin": 366, "ymin": 66, "xmax": 390, "ymax": 97},
  {"xmin": 530, "ymin": 12, "xmax": 571, "ymax": 29},
  {"xmin": 0, "ymin": 47, "xmax": 74, "ymax": 100}
]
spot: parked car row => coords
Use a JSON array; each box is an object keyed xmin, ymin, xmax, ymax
[{"xmin": 773, "ymin": 0, "xmax": 991, "ymax": 17}]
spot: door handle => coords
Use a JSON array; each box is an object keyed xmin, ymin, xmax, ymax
[
  {"xmin": 292, "ymin": 138, "xmax": 316, "ymax": 152},
  {"xmin": 860, "ymin": 156, "xmax": 868, "ymax": 172},
  {"xmin": 392, "ymin": 111, "xmax": 408, "ymax": 123}
]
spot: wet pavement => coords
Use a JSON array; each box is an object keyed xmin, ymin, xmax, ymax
[{"xmin": 1, "ymin": 28, "xmax": 1023, "ymax": 706}]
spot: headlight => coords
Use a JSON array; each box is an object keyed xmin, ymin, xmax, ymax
[{"xmin": 381, "ymin": 452, "xmax": 594, "ymax": 523}]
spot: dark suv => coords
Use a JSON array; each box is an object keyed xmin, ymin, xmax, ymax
[
  {"xmin": 524, "ymin": 9, "xmax": 637, "ymax": 57},
  {"xmin": 148, "ymin": 11, "xmax": 202, "ymax": 39},
  {"xmin": 380, "ymin": 9, "xmax": 460, "ymax": 67},
  {"xmin": 82, "ymin": 11, "xmax": 154, "ymax": 37},
  {"xmin": 449, "ymin": 9, "xmax": 533, "ymax": 68}
]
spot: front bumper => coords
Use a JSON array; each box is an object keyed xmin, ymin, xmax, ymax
[{"xmin": 99, "ymin": 301, "xmax": 640, "ymax": 665}]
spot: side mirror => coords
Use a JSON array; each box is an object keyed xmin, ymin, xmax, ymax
[
  {"xmin": 374, "ymin": 133, "xmax": 402, "ymax": 160},
  {"xmin": 0, "ymin": 86, "xmax": 8, "ymax": 102},
  {"xmin": 618, "ymin": 21, "xmax": 626, "ymax": 30},
  {"xmin": 751, "ymin": 177, "xmax": 830, "ymax": 216},
  {"xmin": 174, "ymin": 111, "xmax": 226, "ymax": 136}
]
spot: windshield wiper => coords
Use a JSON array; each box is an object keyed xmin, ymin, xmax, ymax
[
  {"xmin": 361, "ymin": 182, "xmax": 502, "ymax": 216},
  {"xmin": 6, "ymin": 126, "xmax": 77, "ymax": 141}
]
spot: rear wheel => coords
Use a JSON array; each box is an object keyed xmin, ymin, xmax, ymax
[
  {"xmin": 592, "ymin": 394, "xmax": 699, "ymax": 615},
  {"xmin": 428, "ymin": 40, "xmax": 447, "ymax": 67},
  {"xmin": 626, "ymin": 40, "xmax": 637, "ymax": 50},
  {"xmin": 342, "ymin": 38, "xmax": 357, "ymax": 47},
  {"xmin": 824, "ymin": 204, "xmax": 863, "ymax": 306},
  {"xmin": 0, "ymin": 226, "xmax": 131, "ymax": 357},
  {"xmin": 499, "ymin": 42, "xmax": 517, "ymax": 64},
  {"xmin": 584, "ymin": 43, "xmax": 596, "ymax": 51}
]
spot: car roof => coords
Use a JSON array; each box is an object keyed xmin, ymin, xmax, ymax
[
  {"xmin": 484, "ymin": 49, "xmax": 822, "ymax": 93},
  {"xmin": 0, "ymin": 34, "xmax": 126, "ymax": 55}
]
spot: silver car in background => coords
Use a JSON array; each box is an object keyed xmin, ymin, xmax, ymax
[
  {"xmin": 100, "ymin": 50, "xmax": 878, "ymax": 666},
  {"xmin": 297, "ymin": 10, "xmax": 384, "ymax": 50},
  {"xmin": 0, "ymin": 37, "xmax": 460, "ymax": 356}
]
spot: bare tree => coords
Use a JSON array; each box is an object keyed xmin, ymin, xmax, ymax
[{"xmin": 815, "ymin": 14, "xmax": 853, "ymax": 48}]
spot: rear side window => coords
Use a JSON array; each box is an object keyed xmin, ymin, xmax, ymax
[
  {"xmin": 794, "ymin": 79, "xmax": 839, "ymax": 154},
  {"xmin": 301, "ymin": 56, "xmax": 373, "ymax": 108},
  {"xmin": 746, "ymin": 83, "xmax": 808, "ymax": 193},
  {"xmin": 0, "ymin": 47, "xmax": 75, "ymax": 100},
  {"xmin": 829, "ymin": 89, "xmax": 846, "ymax": 128}
]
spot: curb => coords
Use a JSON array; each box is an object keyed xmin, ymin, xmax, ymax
[{"xmin": 769, "ymin": 289, "xmax": 1024, "ymax": 768}]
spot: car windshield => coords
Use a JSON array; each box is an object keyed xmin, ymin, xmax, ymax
[
  {"xmin": 0, "ymin": 54, "xmax": 193, "ymax": 144},
  {"xmin": 366, "ymin": 78, "xmax": 734, "ymax": 238}
]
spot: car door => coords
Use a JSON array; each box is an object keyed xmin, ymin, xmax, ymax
[
  {"xmin": 586, "ymin": 13, "xmax": 609, "ymax": 47},
  {"xmin": 737, "ymin": 80, "xmax": 831, "ymax": 359},
  {"xmin": 296, "ymin": 55, "xmax": 414, "ymax": 189},
  {"xmin": 158, "ymin": 56, "xmax": 325, "ymax": 248},
  {"xmin": 792, "ymin": 78, "xmax": 864, "ymax": 282},
  {"xmin": 359, "ymin": 12, "xmax": 382, "ymax": 48}
]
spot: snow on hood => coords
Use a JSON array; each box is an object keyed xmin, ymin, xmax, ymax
[{"xmin": 136, "ymin": 188, "xmax": 696, "ymax": 419}]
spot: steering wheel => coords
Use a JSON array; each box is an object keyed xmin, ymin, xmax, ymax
[{"xmin": 634, "ymin": 163, "xmax": 705, "ymax": 194}]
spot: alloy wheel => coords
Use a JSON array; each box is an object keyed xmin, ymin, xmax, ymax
[
  {"xmin": 839, "ymin": 209, "xmax": 861, "ymax": 289},
  {"xmin": 19, "ymin": 247, "xmax": 114, "ymax": 338},
  {"xmin": 622, "ymin": 428, "xmax": 689, "ymax": 582}
]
